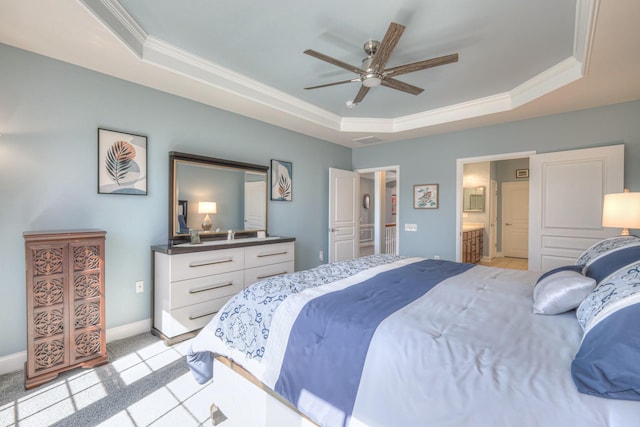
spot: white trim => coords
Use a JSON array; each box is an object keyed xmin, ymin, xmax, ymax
[
  {"xmin": 78, "ymin": 0, "xmax": 600, "ymax": 144},
  {"xmin": 0, "ymin": 350, "xmax": 27, "ymax": 376},
  {"xmin": 106, "ymin": 318, "xmax": 152, "ymax": 343},
  {"xmin": 0, "ymin": 318, "xmax": 152, "ymax": 376}
]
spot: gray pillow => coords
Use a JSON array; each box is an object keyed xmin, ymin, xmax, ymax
[{"xmin": 533, "ymin": 268, "xmax": 596, "ymax": 315}]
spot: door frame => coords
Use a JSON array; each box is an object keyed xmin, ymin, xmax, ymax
[
  {"xmin": 455, "ymin": 151, "xmax": 536, "ymax": 262},
  {"xmin": 355, "ymin": 165, "xmax": 400, "ymax": 255}
]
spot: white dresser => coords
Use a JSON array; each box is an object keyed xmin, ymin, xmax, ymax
[{"xmin": 152, "ymin": 238, "xmax": 295, "ymax": 344}]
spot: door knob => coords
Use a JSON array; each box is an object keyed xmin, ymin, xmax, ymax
[{"xmin": 505, "ymin": 223, "xmax": 512, "ymax": 226}]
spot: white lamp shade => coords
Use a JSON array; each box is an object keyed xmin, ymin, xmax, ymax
[
  {"xmin": 198, "ymin": 202, "xmax": 217, "ymax": 214},
  {"xmin": 602, "ymin": 191, "xmax": 640, "ymax": 233}
]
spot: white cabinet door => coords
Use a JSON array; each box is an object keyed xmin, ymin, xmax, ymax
[{"xmin": 528, "ymin": 144, "xmax": 624, "ymax": 272}]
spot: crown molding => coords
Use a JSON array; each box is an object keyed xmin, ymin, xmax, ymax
[{"xmin": 79, "ymin": 0, "xmax": 598, "ymax": 141}]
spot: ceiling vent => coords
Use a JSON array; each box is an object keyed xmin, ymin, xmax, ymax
[{"xmin": 353, "ymin": 136, "xmax": 383, "ymax": 145}]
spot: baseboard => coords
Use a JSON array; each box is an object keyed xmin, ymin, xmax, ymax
[
  {"xmin": 0, "ymin": 351, "xmax": 27, "ymax": 377},
  {"xmin": 0, "ymin": 318, "xmax": 152, "ymax": 376},
  {"xmin": 106, "ymin": 318, "xmax": 152, "ymax": 343}
]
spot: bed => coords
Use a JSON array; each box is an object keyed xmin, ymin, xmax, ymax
[{"xmin": 187, "ymin": 237, "xmax": 640, "ymax": 427}]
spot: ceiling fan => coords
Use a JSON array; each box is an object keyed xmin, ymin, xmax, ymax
[{"xmin": 304, "ymin": 22, "xmax": 459, "ymax": 105}]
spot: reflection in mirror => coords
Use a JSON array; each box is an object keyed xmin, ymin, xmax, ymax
[
  {"xmin": 169, "ymin": 152, "xmax": 268, "ymax": 241},
  {"xmin": 463, "ymin": 186, "xmax": 485, "ymax": 212}
]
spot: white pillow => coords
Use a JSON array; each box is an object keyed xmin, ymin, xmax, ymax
[{"xmin": 533, "ymin": 269, "xmax": 596, "ymax": 315}]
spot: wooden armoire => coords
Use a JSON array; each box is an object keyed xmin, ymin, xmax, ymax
[{"xmin": 23, "ymin": 229, "xmax": 108, "ymax": 389}]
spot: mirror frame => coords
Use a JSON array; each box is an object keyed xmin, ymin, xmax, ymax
[
  {"xmin": 463, "ymin": 186, "xmax": 485, "ymax": 212},
  {"xmin": 169, "ymin": 151, "xmax": 269, "ymax": 243}
]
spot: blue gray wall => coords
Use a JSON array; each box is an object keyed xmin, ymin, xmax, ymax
[
  {"xmin": 0, "ymin": 44, "xmax": 351, "ymax": 357},
  {"xmin": 353, "ymin": 100, "xmax": 640, "ymax": 260},
  {"xmin": 2, "ymin": 41, "xmax": 640, "ymax": 360}
]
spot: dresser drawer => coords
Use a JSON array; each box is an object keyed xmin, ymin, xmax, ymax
[
  {"xmin": 170, "ymin": 270, "xmax": 244, "ymax": 310},
  {"xmin": 164, "ymin": 297, "xmax": 228, "ymax": 338},
  {"xmin": 245, "ymin": 261, "xmax": 295, "ymax": 287},
  {"xmin": 169, "ymin": 248, "xmax": 244, "ymax": 281},
  {"xmin": 245, "ymin": 242, "xmax": 294, "ymax": 269}
]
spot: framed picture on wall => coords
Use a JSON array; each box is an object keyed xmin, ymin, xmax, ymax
[
  {"xmin": 271, "ymin": 159, "xmax": 292, "ymax": 201},
  {"xmin": 98, "ymin": 128, "xmax": 147, "ymax": 195},
  {"xmin": 414, "ymin": 184, "xmax": 439, "ymax": 209},
  {"xmin": 392, "ymin": 194, "xmax": 397, "ymax": 215}
]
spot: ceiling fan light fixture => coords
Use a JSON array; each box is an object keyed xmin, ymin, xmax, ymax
[
  {"xmin": 362, "ymin": 74, "xmax": 382, "ymax": 87},
  {"xmin": 345, "ymin": 100, "xmax": 357, "ymax": 108}
]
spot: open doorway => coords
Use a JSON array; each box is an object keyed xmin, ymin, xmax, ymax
[
  {"xmin": 456, "ymin": 151, "xmax": 534, "ymax": 269},
  {"xmin": 356, "ymin": 167, "xmax": 399, "ymax": 257}
]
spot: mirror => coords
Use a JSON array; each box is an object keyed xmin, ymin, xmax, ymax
[
  {"xmin": 463, "ymin": 186, "xmax": 485, "ymax": 212},
  {"xmin": 169, "ymin": 152, "xmax": 269, "ymax": 241}
]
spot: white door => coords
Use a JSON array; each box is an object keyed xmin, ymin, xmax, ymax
[
  {"xmin": 502, "ymin": 182, "xmax": 529, "ymax": 258},
  {"xmin": 244, "ymin": 181, "xmax": 266, "ymax": 230},
  {"xmin": 489, "ymin": 180, "xmax": 498, "ymax": 259},
  {"xmin": 529, "ymin": 144, "xmax": 624, "ymax": 272},
  {"xmin": 329, "ymin": 168, "xmax": 358, "ymax": 262}
]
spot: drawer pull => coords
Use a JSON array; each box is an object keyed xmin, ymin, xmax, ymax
[
  {"xmin": 257, "ymin": 251, "xmax": 288, "ymax": 258},
  {"xmin": 257, "ymin": 271, "xmax": 288, "ymax": 280},
  {"xmin": 189, "ymin": 281, "xmax": 234, "ymax": 294},
  {"xmin": 189, "ymin": 310, "xmax": 218, "ymax": 320},
  {"xmin": 189, "ymin": 258, "xmax": 233, "ymax": 268}
]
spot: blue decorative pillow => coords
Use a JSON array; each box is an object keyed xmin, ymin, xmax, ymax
[
  {"xmin": 577, "ymin": 260, "xmax": 640, "ymax": 329},
  {"xmin": 571, "ymin": 298, "xmax": 640, "ymax": 401},
  {"xmin": 533, "ymin": 266, "xmax": 596, "ymax": 315},
  {"xmin": 584, "ymin": 245, "xmax": 640, "ymax": 286},
  {"xmin": 576, "ymin": 235, "xmax": 640, "ymax": 268}
]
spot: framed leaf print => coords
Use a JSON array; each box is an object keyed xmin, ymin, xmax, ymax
[
  {"xmin": 271, "ymin": 159, "xmax": 292, "ymax": 201},
  {"xmin": 98, "ymin": 128, "xmax": 147, "ymax": 195}
]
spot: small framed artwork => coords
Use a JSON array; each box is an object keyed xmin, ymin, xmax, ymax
[
  {"xmin": 271, "ymin": 159, "xmax": 292, "ymax": 201},
  {"xmin": 98, "ymin": 128, "xmax": 147, "ymax": 195},
  {"xmin": 414, "ymin": 184, "xmax": 439, "ymax": 209},
  {"xmin": 391, "ymin": 194, "xmax": 397, "ymax": 215},
  {"xmin": 516, "ymin": 168, "xmax": 529, "ymax": 178}
]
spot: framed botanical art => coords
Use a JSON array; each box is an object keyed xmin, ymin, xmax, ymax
[
  {"xmin": 414, "ymin": 184, "xmax": 438, "ymax": 209},
  {"xmin": 98, "ymin": 128, "xmax": 147, "ymax": 195},
  {"xmin": 271, "ymin": 159, "xmax": 292, "ymax": 201}
]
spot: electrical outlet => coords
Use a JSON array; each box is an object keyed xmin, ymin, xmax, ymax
[
  {"xmin": 434, "ymin": 255, "xmax": 441, "ymax": 260},
  {"xmin": 319, "ymin": 250, "xmax": 324, "ymax": 261},
  {"xmin": 135, "ymin": 280, "xmax": 144, "ymax": 293}
]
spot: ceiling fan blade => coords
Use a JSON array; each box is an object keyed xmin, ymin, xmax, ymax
[
  {"xmin": 304, "ymin": 49, "xmax": 364, "ymax": 74},
  {"xmin": 304, "ymin": 79, "xmax": 358, "ymax": 90},
  {"xmin": 381, "ymin": 77, "xmax": 424, "ymax": 95},
  {"xmin": 353, "ymin": 85, "xmax": 371, "ymax": 104},
  {"xmin": 368, "ymin": 22, "xmax": 405, "ymax": 72},
  {"xmin": 383, "ymin": 53, "xmax": 459, "ymax": 77}
]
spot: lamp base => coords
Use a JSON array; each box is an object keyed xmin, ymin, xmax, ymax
[{"xmin": 202, "ymin": 213, "xmax": 212, "ymax": 231}]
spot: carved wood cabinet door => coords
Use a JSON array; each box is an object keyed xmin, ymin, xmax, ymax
[{"xmin": 24, "ymin": 230, "xmax": 108, "ymax": 389}]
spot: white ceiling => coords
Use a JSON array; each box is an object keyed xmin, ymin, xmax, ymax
[{"xmin": 1, "ymin": 0, "xmax": 639, "ymax": 147}]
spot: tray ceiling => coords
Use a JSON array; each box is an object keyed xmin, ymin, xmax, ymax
[{"xmin": 1, "ymin": 0, "xmax": 639, "ymax": 147}]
